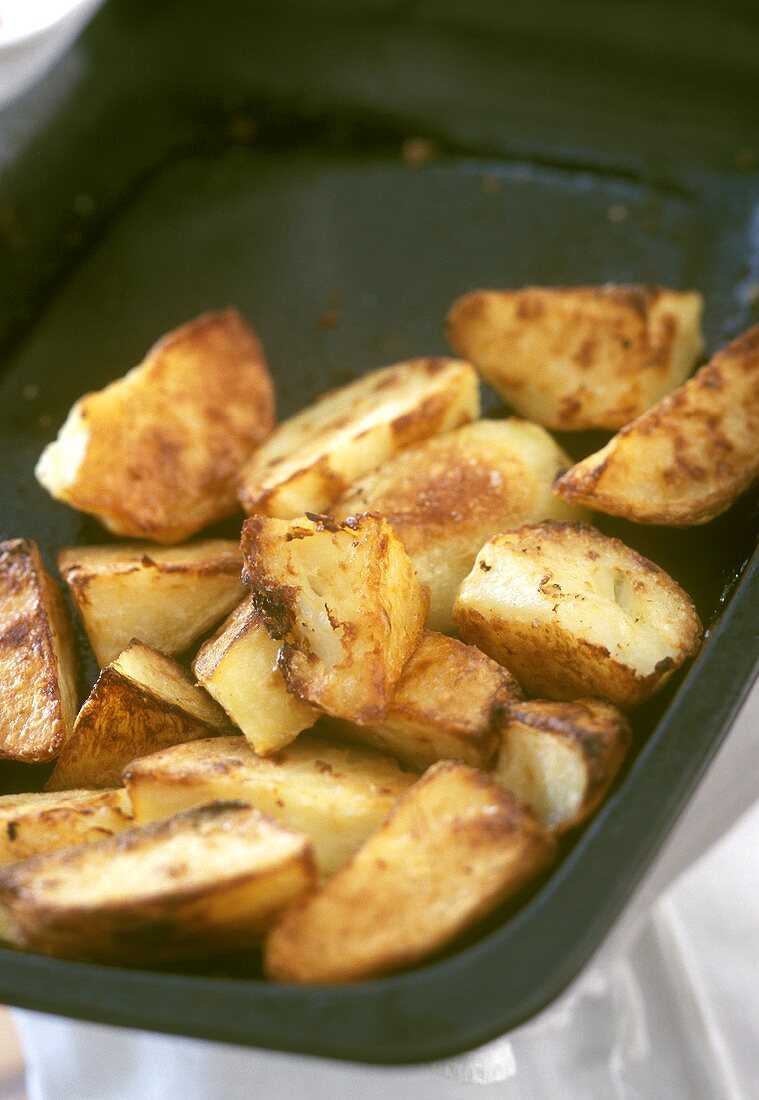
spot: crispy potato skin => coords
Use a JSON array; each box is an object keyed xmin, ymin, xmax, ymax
[
  {"xmin": 555, "ymin": 323, "xmax": 759, "ymax": 523},
  {"xmin": 35, "ymin": 310, "xmax": 275, "ymax": 542},
  {"xmin": 0, "ymin": 539, "xmax": 78, "ymax": 762},
  {"xmin": 59, "ymin": 540, "xmax": 245, "ymax": 667},
  {"xmin": 334, "ymin": 419, "xmax": 587, "ymax": 631},
  {"xmin": 264, "ymin": 761, "xmax": 556, "ymax": 983},
  {"xmin": 192, "ymin": 596, "xmax": 317, "ymax": 755},
  {"xmin": 0, "ymin": 801, "xmax": 316, "ymax": 964},
  {"xmin": 123, "ymin": 734, "xmax": 416, "ymax": 878},
  {"xmin": 446, "ymin": 286, "xmax": 704, "ymax": 430},
  {"xmin": 47, "ymin": 641, "xmax": 230, "ymax": 791},
  {"xmin": 241, "ymin": 512, "xmax": 427, "ymax": 723},
  {"xmin": 237, "ymin": 357, "xmax": 479, "ymax": 518},
  {"xmin": 329, "ymin": 630, "xmax": 521, "ymax": 770},
  {"xmin": 495, "ymin": 699, "xmax": 631, "ymax": 832},
  {"xmin": 453, "ymin": 522, "xmax": 702, "ymax": 709},
  {"xmin": 0, "ymin": 789, "xmax": 132, "ymax": 865}
]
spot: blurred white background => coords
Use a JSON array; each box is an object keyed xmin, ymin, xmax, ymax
[{"xmin": 0, "ymin": 1, "xmax": 104, "ymax": 108}]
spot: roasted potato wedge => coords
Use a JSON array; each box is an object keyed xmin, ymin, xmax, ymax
[
  {"xmin": 0, "ymin": 789, "xmax": 132, "ymax": 865},
  {"xmin": 453, "ymin": 522, "xmax": 702, "ymax": 709},
  {"xmin": 328, "ymin": 630, "xmax": 521, "ymax": 770},
  {"xmin": 242, "ymin": 512, "xmax": 427, "ymax": 722},
  {"xmin": 264, "ymin": 761, "xmax": 556, "ymax": 983},
  {"xmin": 36, "ymin": 310, "xmax": 275, "ymax": 542},
  {"xmin": 555, "ymin": 323, "xmax": 759, "ymax": 524},
  {"xmin": 47, "ymin": 640, "xmax": 231, "ymax": 791},
  {"xmin": 0, "ymin": 539, "xmax": 77, "ymax": 762},
  {"xmin": 494, "ymin": 699, "xmax": 632, "ymax": 833},
  {"xmin": 193, "ymin": 596, "xmax": 317, "ymax": 756},
  {"xmin": 334, "ymin": 419, "xmax": 588, "ymax": 631},
  {"xmin": 237, "ymin": 357, "xmax": 479, "ymax": 518},
  {"xmin": 123, "ymin": 734, "xmax": 416, "ymax": 878},
  {"xmin": 446, "ymin": 285, "xmax": 703, "ymax": 430},
  {"xmin": 59, "ymin": 540, "xmax": 245, "ymax": 667},
  {"xmin": 0, "ymin": 801, "xmax": 315, "ymax": 964}
]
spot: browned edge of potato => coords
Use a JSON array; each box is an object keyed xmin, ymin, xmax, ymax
[
  {"xmin": 59, "ymin": 540, "xmax": 245, "ymax": 667},
  {"xmin": 241, "ymin": 512, "xmax": 427, "ymax": 723},
  {"xmin": 495, "ymin": 699, "xmax": 632, "ymax": 833},
  {"xmin": 446, "ymin": 285, "xmax": 704, "ymax": 430},
  {"xmin": 327, "ymin": 630, "xmax": 522, "ymax": 770},
  {"xmin": 237, "ymin": 356, "xmax": 479, "ymax": 518},
  {"xmin": 192, "ymin": 595, "xmax": 317, "ymax": 756},
  {"xmin": 453, "ymin": 521, "xmax": 702, "ymax": 709},
  {"xmin": 0, "ymin": 789, "xmax": 132, "ymax": 866},
  {"xmin": 333, "ymin": 418, "xmax": 588, "ymax": 631},
  {"xmin": 35, "ymin": 309, "xmax": 275, "ymax": 542},
  {"xmin": 0, "ymin": 538, "xmax": 78, "ymax": 762},
  {"xmin": 47, "ymin": 640, "xmax": 231, "ymax": 791},
  {"xmin": 122, "ymin": 733, "xmax": 417, "ymax": 879},
  {"xmin": 0, "ymin": 801, "xmax": 316, "ymax": 964},
  {"xmin": 554, "ymin": 322, "xmax": 759, "ymax": 524}
]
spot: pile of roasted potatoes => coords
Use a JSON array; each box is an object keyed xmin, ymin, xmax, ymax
[{"xmin": 1, "ymin": 287, "xmax": 757, "ymax": 982}]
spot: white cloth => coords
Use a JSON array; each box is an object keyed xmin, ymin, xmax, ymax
[
  {"xmin": 0, "ymin": 1, "xmax": 104, "ymax": 110},
  {"xmin": 13, "ymin": 686, "xmax": 758, "ymax": 1099}
]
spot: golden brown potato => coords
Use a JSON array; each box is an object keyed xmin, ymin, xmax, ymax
[
  {"xmin": 453, "ymin": 522, "xmax": 702, "ymax": 709},
  {"xmin": 328, "ymin": 630, "xmax": 521, "ymax": 770},
  {"xmin": 334, "ymin": 419, "xmax": 588, "ymax": 631},
  {"xmin": 264, "ymin": 761, "xmax": 556, "ymax": 983},
  {"xmin": 47, "ymin": 640, "xmax": 231, "ymax": 791},
  {"xmin": 241, "ymin": 512, "xmax": 427, "ymax": 723},
  {"xmin": 123, "ymin": 734, "xmax": 416, "ymax": 878},
  {"xmin": 237, "ymin": 357, "xmax": 479, "ymax": 518},
  {"xmin": 0, "ymin": 789, "xmax": 132, "ymax": 865},
  {"xmin": 193, "ymin": 596, "xmax": 317, "ymax": 755},
  {"xmin": 494, "ymin": 699, "xmax": 632, "ymax": 833},
  {"xmin": 555, "ymin": 323, "xmax": 759, "ymax": 524},
  {"xmin": 0, "ymin": 801, "xmax": 315, "ymax": 964},
  {"xmin": 59, "ymin": 540, "xmax": 245, "ymax": 667},
  {"xmin": 35, "ymin": 310, "xmax": 275, "ymax": 542},
  {"xmin": 0, "ymin": 539, "xmax": 78, "ymax": 762},
  {"xmin": 446, "ymin": 285, "xmax": 704, "ymax": 430}
]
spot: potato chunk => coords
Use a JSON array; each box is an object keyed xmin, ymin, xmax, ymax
[
  {"xmin": 335, "ymin": 419, "xmax": 588, "ymax": 631},
  {"xmin": 0, "ymin": 801, "xmax": 315, "ymax": 964},
  {"xmin": 59, "ymin": 540, "xmax": 245, "ymax": 667},
  {"xmin": 328, "ymin": 631, "xmax": 521, "ymax": 770},
  {"xmin": 446, "ymin": 285, "xmax": 703, "ymax": 430},
  {"xmin": 555, "ymin": 323, "xmax": 759, "ymax": 524},
  {"xmin": 264, "ymin": 761, "xmax": 556, "ymax": 983},
  {"xmin": 494, "ymin": 699, "xmax": 631, "ymax": 832},
  {"xmin": 0, "ymin": 789, "xmax": 132, "ymax": 865},
  {"xmin": 453, "ymin": 522, "xmax": 702, "ymax": 709},
  {"xmin": 47, "ymin": 641, "xmax": 231, "ymax": 791},
  {"xmin": 36, "ymin": 310, "xmax": 275, "ymax": 542},
  {"xmin": 0, "ymin": 539, "xmax": 77, "ymax": 762},
  {"xmin": 123, "ymin": 734, "xmax": 416, "ymax": 878},
  {"xmin": 242, "ymin": 513, "xmax": 427, "ymax": 722},
  {"xmin": 237, "ymin": 357, "xmax": 479, "ymax": 518},
  {"xmin": 193, "ymin": 596, "xmax": 317, "ymax": 755}
]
